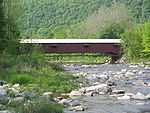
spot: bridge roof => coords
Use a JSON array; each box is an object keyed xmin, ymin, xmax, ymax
[{"xmin": 20, "ymin": 39, "xmax": 122, "ymax": 44}]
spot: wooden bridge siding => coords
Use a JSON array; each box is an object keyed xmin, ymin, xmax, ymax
[{"xmin": 41, "ymin": 43, "xmax": 121, "ymax": 55}]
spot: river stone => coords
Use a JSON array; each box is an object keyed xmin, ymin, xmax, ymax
[
  {"xmin": 54, "ymin": 97, "xmax": 63, "ymax": 102},
  {"xmin": 124, "ymin": 93, "xmax": 134, "ymax": 97},
  {"xmin": 0, "ymin": 87, "xmax": 8, "ymax": 95},
  {"xmin": 69, "ymin": 91, "xmax": 82, "ymax": 98},
  {"xmin": 148, "ymin": 83, "xmax": 150, "ymax": 87},
  {"xmin": 132, "ymin": 80, "xmax": 145, "ymax": 86},
  {"xmin": 110, "ymin": 94, "xmax": 124, "ymax": 97},
  {"xmin": 87, "ymin": 76, "xmax": 99, "ymax": 83},
  {"xmin": 132, "ymin": 92, "xmax": 146, "ymax": 100},
  {"xmin": 146, "ymin": 93, "xmax": 150, "ymax": 99},
  {"xmin": 121, "ymin": 69, "xmax": 127, "ymax": 73},
  {"xmin": 58, "ymin": 99, "xmax": 72, "ymax": 105},
  {"xmin": 68, "ymin": 106, "xmax": 84, "ymax": 111},
  {"xmin": 21, "ymin": 91, "xmax": 36, "ymax": 97},
  {"xmin": 10, "ymin": 97, "xmax": 24, "ymax": 103},
  {"xmin": 125, "ymin": 71, "xmax": 134, "ymax": 77},
  {"xmin": 43, "ymin": 92, "xmax": 53, "ymax": 96},
  {"xmin": 117, "ymin": 95, "xmax": 131, "ymax": 100},
  {"xmin": 84, "ymin": 92, "xmax": 94, "ymax": 96},
  {"xmin": 0, "ymin": 104, "xmax": 6, "ymax": 110},
  {"xmin": 0, "ymin": 111, "xmax": 11, "ymax": 113},
  {"xmin": 12, "ymin": 84, "xmax": 20, "ymax": 89},
  {"xmin": 112, "ymin": 90, "xmax": 125, "ymax": 94},
  {"xmin": 9, "ymin": 88, "xmax": 20, "ymax": 95},
  {"xmin": 85, "ymin": 84, "xmax": 108, "ymax": 93},
  {"xmin": 0, "ymin": 80, "xmax": 7, "ymax": 86},
  {"xmin": 106, "ymin": 80, "xmax": 115, "ymax": 86},
  {"xmin": 78, "ymin": 88, "xmax": 86, "ymax": 93},
  {"xmin": 69, "ymin": 100, "xmax": 81, "ymax": 106}
]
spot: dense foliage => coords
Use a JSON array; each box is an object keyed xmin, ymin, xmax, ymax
[
  {"xmin": 0, "ymin": 0, "xmax": 6, "ymax": 53},
  {"xmin": 121, "ymin": 20, "xmax": 150, "ymax": 60},
  {"xmin": 9, "ymin": 0, "xmax": 150, "ymax": 38}
]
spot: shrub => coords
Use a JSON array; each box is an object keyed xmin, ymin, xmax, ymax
[
  {"xmin": 11, "ymin": 74, "xmax": 34, "ymax": 85},
  {"xmin": 14, "ymin": 98, "xmax": 63, "ymax": 113}
]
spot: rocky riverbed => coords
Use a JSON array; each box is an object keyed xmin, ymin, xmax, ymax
[{"xmin": 62, "ymin": 63, "xmax": 150, "ymax": 113}]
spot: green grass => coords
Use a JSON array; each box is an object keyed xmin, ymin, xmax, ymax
[
  {"xmin": 127, "ymin": 57, "xmax": 150, "ymax": 63},
  {"xmin": 0, "ymin": 53, "xmax": 79, "ymax": 112},
  {"xmin": 45, "ymin": 53, "xmax": 110, "ymax": 63}
]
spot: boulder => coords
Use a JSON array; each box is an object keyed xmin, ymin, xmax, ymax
[
  {"xmin": 125, "ymin": 71, "xmax": 134, "ymax": 77},
  {"xmin": 21, "ymin": 91, "xmax": 36, "ymax": 98},
  {"xmin": 146, "ymin": 93, "xmax": 150, "ymax": 99},
  {"xmin": 85, "ymin": 84, "xmax": 108, "ymax": 93},
  {"xmin": 112, "ymin": 90, "xmax": 125, "ymax": 94},
  {"xmin": 0, "ymin": 104, "xmax": 6, "ymax": 110},
  {"xmin": 54, "ymin": 97, "xmax": 63, "ymax": 102},
  {"xmin": 8, "ymin": 88, "xmax": 20, "ymax": 95},
  {"xmin": 121, "ymin": 69, "xmax": 127, "ymax": 73},
  {"xmin": 12, "ymin": 84, "xmax": 20, "ymax": 88},
  {"xmin": 117, "ymin": 95, "xmax": 131, "ymax": 100},
  {"xmin": 68, "ymin": 106, "xmax": 85, "ymax": 111},
  {"xmin": 106, "ymin": 80, "xmax": 115, "ymax": 86},
  {"xmin": 132, "ymin": 80, "xmax": 145, "ymax": 86},
  {"xmin": 0, "ymin": 80, "xmax": 7, "ymax": 86},
  {"xmin": 0, "ymin": 111, "xmax": 11, "ymax": 113},
  {"xmin": 69, "ymin": 91, "xmax": 82, "ymax": 98},
  {"xmin": 69, "ymin": 100, "xmax": 81, "ymax": 106},
  {"xmin": 0, "ymin": 87, "xmax": 8, "ymax": 95},
  {"xmin": 43, "ymin": 92, "xmax": 53, "ymax": 96},
  {"xmin": 58, "ymin": 99, "xmax": 72, "ymax": 105},
  {"xmin": 84, "ymin": 92, "xmax": 94, "ymax": 96},
  {"xmin": 132, "ymin": 92, "xmax": 146, "ymax": 100},
  {"xmin": 10, "ymin": 97, "xmax": 24, "ymax": 103},
  {"xmin": 78, "ymin": 88, "xmax": 86, "ymax": 93},
  {"xmin": 124, "ymin": 93, "xmax": 134, "ymax": 97}
]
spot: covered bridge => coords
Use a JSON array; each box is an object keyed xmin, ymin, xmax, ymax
[{"xmin": 20, "ymin": 39, "xmax": 122, "ymax": 56}]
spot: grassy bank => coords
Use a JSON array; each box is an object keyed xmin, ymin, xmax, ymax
[
  {"xmin": 45, "ymin": 53, "xmax": 110, "ymax": 64},
  {"xmin": 0, "ymin": 53, "xmax": 78, "ymax": 112}
]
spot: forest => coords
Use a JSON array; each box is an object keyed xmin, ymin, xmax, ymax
[{"xmin": 6, "ymin": 0, "xmax": 150, "ymax": 38}]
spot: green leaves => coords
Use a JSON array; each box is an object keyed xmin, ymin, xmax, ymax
[{"xmin": 121, "ymin": 20, "xmax": 150, "ymax": 59}]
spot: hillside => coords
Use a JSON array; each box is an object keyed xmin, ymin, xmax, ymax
[{"xmin": 9, "ymin": 0, "xmax": 150, "ymax": 38}]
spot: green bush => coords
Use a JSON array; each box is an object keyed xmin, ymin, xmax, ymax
[
  {"xmin": 121, "ymin": 20, "xmax": 150, "ymax": 60},
  {"xmin": 11, "ymin": 74, "xmax": 34, "ymax": 85},
  {"xmin": 14, "ymin": 98, "xmax": 63, "ymax": 113}
]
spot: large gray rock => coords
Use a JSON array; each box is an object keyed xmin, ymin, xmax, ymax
[
  {"xmin": 69, "ymin": 91, "xmax": 82, "ymax": 98},
  {"xmin": 0, "ymin": 111, "xmax": 11, "ymax": 113},
  {"xmin": 132, "ymin": 92, "xmax": 146, "ymax": 100},
  {"xmin": 132, "ymin": 80, "xmax": 145, "ymax": 86},
  {"xmin": 0, "ymin": 104, "xmax": 6, "ymax": 110},
  {"xmin": 112, "ymin": 90, "xmax": 125, "ymax": 94},
  {"xmin": 12, "ymin": 84, "xmax": 20, "ymax": 89},
  {"xmin": 117, "ymin": 95, "xmax": 131, "ymax": 100},
  {"xmin": 58, "ymin": 99, "xmax": 72, "ymax": 105},
  {"xmin": 10, "ymin": 97, "xmax": 24, "ymax": 103},
  {"xmin": 69, "ymin": 100, "xmax": 81, "ymax": 106},
  {"xmin": 0, "ymin": 86, "xmax": 8, "ymax": 95},
  {"xmin": 146, "ymin": 93, "xmax": 150, "ymax": 99},
  {"xmin": 85, "ymin": 84, "xmax": 110, "ymax": 94},
  {"xmin": 0, "ymin": 80, "xmax": 7, "ymax": 86},
  {"xmin": 21, "ymin": 91, "xmax": 36, "ymax": 98},
  {"xmin": 68, "ymin": 106, "xmax": 85, "ymax": 111}
]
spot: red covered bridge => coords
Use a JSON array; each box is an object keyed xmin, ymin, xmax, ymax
[{"xmin": 20, "ymin": 39, "xmax": 122, "ymax": 56}]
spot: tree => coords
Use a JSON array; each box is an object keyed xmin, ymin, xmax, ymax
[
  {"xmin": 0, "ymin": 0, "xmax": 6, "ymax": 53},
  {"xmin": 141, "ymin": 20, "xmax": 150, "ymax": 57},
  {"xmin": 2, "ymin": 0, "xmax": 21, "ymax": 55}
]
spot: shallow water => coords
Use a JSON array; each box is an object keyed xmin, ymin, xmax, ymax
[{"xmin": 63, "ymin": 64, "xmax": 150, "ymax": 113}]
